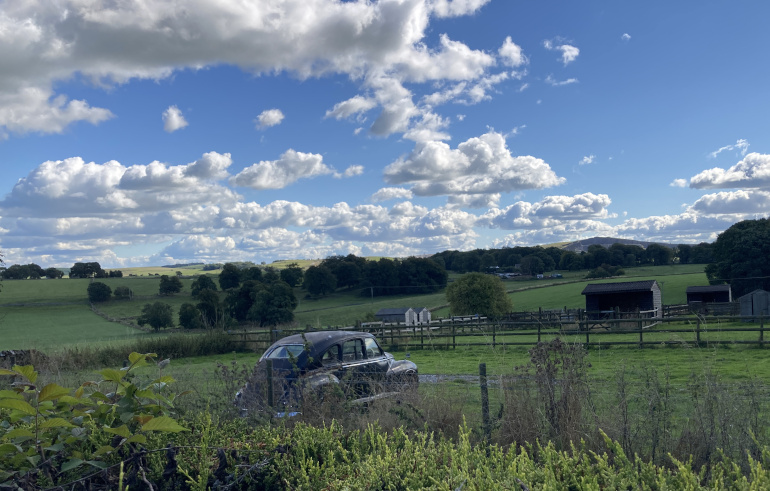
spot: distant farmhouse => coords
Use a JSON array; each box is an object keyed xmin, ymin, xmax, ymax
[
  {"xmin": 375, "ymin": 307, "xmax": 431, "ymax": 325},
  {"xmin": 581, "ymin": 280, "xmax": 662, "ymax": 318}
]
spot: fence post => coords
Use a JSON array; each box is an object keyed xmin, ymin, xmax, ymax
[
  {"xmin": 638, "ymin": 315, "xmax": 643, "ymax": 349},
  {"xmin": 420, "ymin": 325, "xmax": 424, "ymax": 350},
  {"xmin": 452, "ymin": 323, "xmax": 456, "ymax": 349},
  {"xmin": 760, "ymin": 315, "xmax": 764, "ymax": 348},
  {"xmin": 585, "ymin": 327, "xmax": 590, "ymax": 348},
  {"xmin": 479, "ymin": 363, "xmax": 490, "ymax": 441},
  {"xmin": 537, "ymin": 322, "xmax": 541, "ymax": 343},
  {"xmin": 696, "ymin": 318, "xmax": 701, "ymax": 346},
  {"xmin": 492, "ymin": 322, "xmax": 496, "ymax": 348}
]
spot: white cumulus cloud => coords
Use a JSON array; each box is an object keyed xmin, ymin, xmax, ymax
[
  {"xmin": 544, "ymin": 39, "xmax": 580, "ymax": 65},
  {"xmin": 499, "ymin": 37, "xmax": 527, "ymax": 67},
  {"xmin": 162, "ymin": 105, "xmax": 188, "ymax": 133},
  {"xmin": 255, "ymin": 109, "xmax": 285, "ymax": 129},
  {"xmin": 689, "ymin": 153, "xmax": 770, "ymax": 189},
  {"xmin": 383, "ymin": 130, "xmax": 565, "ymax": 199},
  {"xmin": 230, "ymin": 149, "xmax": 334, "ymax": 189}
]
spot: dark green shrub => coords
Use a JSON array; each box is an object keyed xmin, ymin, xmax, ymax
[{"xmin": 86, "ymin": 281, "xmax": 111, "ymax": 302}]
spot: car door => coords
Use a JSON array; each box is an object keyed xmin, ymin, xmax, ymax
[{"xmin": 363, "ymin": 336, "xmax": 390, "ymax": 383}]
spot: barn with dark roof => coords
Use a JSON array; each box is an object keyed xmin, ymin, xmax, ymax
[
  {"xmin": 686, "ymin": 285, "xmax": 732, "ymax": 304},
  {"xmin": 581, "ymin": 280, "xmax": 662, "ymax": 317}
]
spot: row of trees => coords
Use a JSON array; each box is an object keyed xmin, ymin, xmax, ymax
[
  {"xmin": 432, "ymin": 242, "xmax": 714, "ymax": 275},
  {"xmin": 303, "ymin": 255, "xmax": 448, "ymax": 297},
  {"xmin": 1, "ymin": 263, "xmax": 64, "ymax": 280}
]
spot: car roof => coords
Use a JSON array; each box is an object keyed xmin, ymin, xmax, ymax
[{"xmin": 267, "ymin": 330, "xmax": 375, "ymax": 354}]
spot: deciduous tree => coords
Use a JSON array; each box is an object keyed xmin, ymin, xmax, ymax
[
  {"xmin": 304, "ymin": 265, "xmax": 337, "ymax": 296},
  {"xmin": 87, "ymin": 282, "xmax": 112, "ymax": 302},
  {"xmin": 159, "ymin": 275, "xmax": 183, "ymax": 295},
  {"xmin": 137, "ymin": 302, "xmax": 174, "ymax": 331},
  {"xmin": 179, "ymin": 303, "xmax": 204, "ymax": 330},
  {"xmin": 280, "ymin": 263, "xmax": 304, "ymax": 287},
  {"xmin": 219, "ymin": 263, "xmax": 241, "ymax": 290},
  {"xmin": 706, "ymin": 218, "xmax": 770, "ymax": 297},
  {"xmin": 445, "ymin": 272, "xmax": 512, "ymax": 319},
  {"xmin": 191, "ymin": 275, "xmax": 218, "ymax": 298}
]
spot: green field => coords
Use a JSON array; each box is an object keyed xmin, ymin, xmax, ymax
[{"xmin": 0, "ymin": 263, "xmax": 713, "ymax": 351}]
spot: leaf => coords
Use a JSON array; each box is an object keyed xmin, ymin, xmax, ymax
[
  {"xmin": 0, "ymin": 390, "xmax": 23, "ymax": 399},
  {"xmin": 5, "ymin": 428, "xmax": 34, "ymax": 439},
  {"xmin": 97, "ymin": 369, "xmax": 124, "ymax": 384},
  {"xmin": 128, "ymin": 352, "xmax": 156, "ymax": 369},
  {"xmin": 151, "ymin": 375, "xmax": 175, "ymax": 385},
  {"xmin": 90, "ymin": 391, "xmax": 110, "ymax": 402},
  {"xmin": 0, "ymin": 369, "xmax": 17, "ymax": 377},
  {"xmin": 60, "ymin": 458, "xmax": 83, "ymax": 472},
  {"xmin": 85, "ymin": 460, "xmax": 108, "ymax": 469},
  {"xmin": 0, "ymin": 399, "xmax": 36, "ymax": 416},
  {"xmin": 39, "ymin": 418, "xmax": 75, "ymax": 429},
  {"xmin": 92, "ymin": 445, "xmax": 115, "ymax": 457},
  {"xmin": 39, "ymin": 383, "xmax": 71, "ymax": 402},
  {"xmin": 126, "ymin": 434, "xmax": 147, "ymax": 444},
  {"xmin": 59, "ymin": 395, "xmax": 92, "ymax": 406},
  {"xmin": 0, "ymin": 443, "xmax": 21, "ymax": 455},
  {"xmin": 103, "ymin": 425, "xmax": 131, "ymax": 438},
  {"xmin": 135, "ymin": 389, "xmax": 157, "ymax": 399},
  {"xmin": 12, "ymin": 365, "xmax": 37, "ymax": 384},
  {"xmin": 141, "ymin": 416, "xmax": 188, "ymax": 433}
]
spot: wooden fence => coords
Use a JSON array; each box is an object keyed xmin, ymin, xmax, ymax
[{"xmin": 229, "ymin": 314, "xmax": 769, "ymax": 352}]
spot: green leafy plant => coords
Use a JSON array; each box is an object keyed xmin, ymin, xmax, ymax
[{"xmin": 0, "ymin": 352, "xmax": 188, "ymax": 488}]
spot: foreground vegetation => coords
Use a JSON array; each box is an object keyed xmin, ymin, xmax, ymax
[{"xmin": 5, "ymin": 338, "xmax": 770, "ymax": 489}]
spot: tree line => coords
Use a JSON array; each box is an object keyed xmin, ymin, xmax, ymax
[
  {"xmin": 303, "ymin": 255, "xmax": 448, "ymax": 297},
  {"xmin": 432, "ymin": 242, "xmax": 714, "ymax": 276},
  {"xmin": 0, "ymin": 261, "xmax": 125, "ymax": 280}
]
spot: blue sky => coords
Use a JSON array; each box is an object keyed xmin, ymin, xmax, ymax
[{"xmin": 0, "ymin": 0, "xmax": 769, "ymax": 268}]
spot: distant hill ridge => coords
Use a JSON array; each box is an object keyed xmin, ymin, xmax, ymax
[{"xmin": 561, "ymin": 237, "xmax": 675, "ymax": 252}]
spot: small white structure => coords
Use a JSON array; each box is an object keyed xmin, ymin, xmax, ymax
[
  {"xmin": 375, "ymin": 307, "xmax": 431, "ymax": 325},
  {"xmin": 415, "ymin": 307, "xmax": 431, "ymax": 324}
]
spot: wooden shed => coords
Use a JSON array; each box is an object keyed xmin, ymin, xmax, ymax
[
  {"xmin": 581, "ymin": 280, "xmax": 662, "ymax": 318},
  {"xmin": 686, "ymin": 285, "xmax": 732, "ymax": 304},
  {"xmin": 375, "ymin": 307, "xmax": 417, "ymax": 325},
  {"xmin": 739, "ymin": 290, "xmax": 770, "ymax": 318}
]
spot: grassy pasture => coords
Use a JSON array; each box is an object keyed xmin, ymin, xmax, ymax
[
  {"xmin": 0, "ymin": 304, "xmax": 154, "ymax": 349},
  {"xmin": 0, "ymin": 263, "xmax": 713, "ymax": 352}
]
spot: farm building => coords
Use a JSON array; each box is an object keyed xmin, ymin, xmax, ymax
[
  {"xmin": 739, "ymin": 290, "xmax": 770, "ymax": 319},
  {"xmin": 375, "ymin": 308, "xmax": 417, "ymax": 325},
  {"xmin": 686, "ymin": 285, "xmax": 732, "ymax": 304},
  {"xmin": 581, "ymin": 280, "xmax": 662, "ymax": 318},
  {"xmin": 415, "ymin": 307, "xmax": 431, "ymax": 324},
  {"xmin": 375, "ymin": 307, "xmax": 431, "ymax": 325}
]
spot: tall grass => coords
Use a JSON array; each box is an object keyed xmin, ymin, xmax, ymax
[{"xmin": 40, "ymin": 330, "xmax": 241, "ymax": 372}]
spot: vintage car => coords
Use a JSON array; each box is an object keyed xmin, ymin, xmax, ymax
[{"xmin": 235, "ymin": 330, "xmax": 418, "ymax": 414}]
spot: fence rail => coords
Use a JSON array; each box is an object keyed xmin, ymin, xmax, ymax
[{"xmin": 229, "ymin": 314, "xmax": 768, "ymax": 352}]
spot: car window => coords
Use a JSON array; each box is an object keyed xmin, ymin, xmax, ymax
[
  {"xmin": 265, "ymin": 344, "xmax": 305, "ymax": 360},
  {"xmin": 321, "ymin": 345, "xmax": 340, "ymax": 366},
  {"xmin": 342, "ymin": 339, "xmax": 364, "ymax": 362},
  {"xmin": 364, "ymin": 337, "xmax": 383, "ymax": 358}
]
